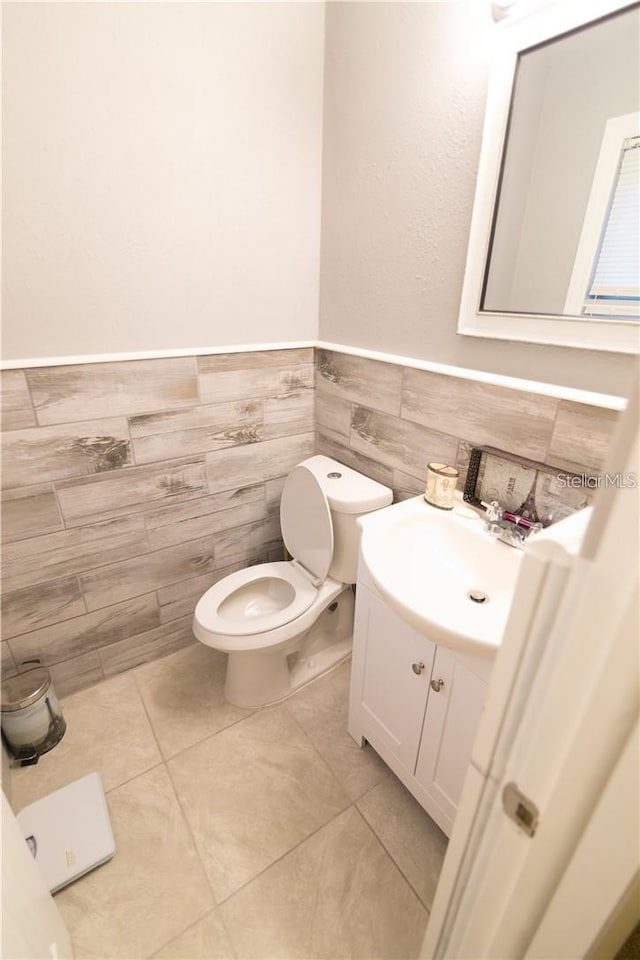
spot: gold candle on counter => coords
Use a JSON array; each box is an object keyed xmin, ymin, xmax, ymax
[{"xmin": 424, "ymin": 462, "xmax": 458, "ymax": 510}]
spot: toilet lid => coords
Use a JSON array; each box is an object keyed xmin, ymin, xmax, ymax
[{"xmin": 280, "ymin": 464, "xmax": 333, "ymax": 583}]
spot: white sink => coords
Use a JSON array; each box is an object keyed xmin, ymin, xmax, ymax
[{"xmin": 359, "ymin": 495, "xmax": 524, "ymax": 657}]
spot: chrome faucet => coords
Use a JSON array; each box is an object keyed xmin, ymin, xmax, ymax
[{"xmin": 482, "ymin": 501, "xmax": 543, "ymax": 550}]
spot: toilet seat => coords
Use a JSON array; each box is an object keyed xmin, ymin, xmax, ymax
[
  {"xmin": 195, "ymin": 464, "xmax": 337, "ymax": 646},
  {"xmin": 194, "ymin": 561, "xmax": 320, "ymax": 638}
]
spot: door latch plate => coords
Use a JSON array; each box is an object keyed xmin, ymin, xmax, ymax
[{"xmin": 502, "ymin": 782, "xmax": 539, "ymax": 837}]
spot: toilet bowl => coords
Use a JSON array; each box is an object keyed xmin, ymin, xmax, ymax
[{"xmin": 193, "ymin": 455, "xmax": 392, "ymax": 707}]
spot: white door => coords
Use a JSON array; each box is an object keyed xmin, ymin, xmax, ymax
[
  {"xmin": 422, "ymin": 379, "xmax": 639, "ymax": 959},
  {"xmin": 2, "ymin": 792, "xmax": 73, "ymax": 959}
]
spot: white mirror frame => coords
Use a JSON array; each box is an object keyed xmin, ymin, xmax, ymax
[{"xmin": 458, "ymin": 0, "xmax": 640, "ymax": 354}]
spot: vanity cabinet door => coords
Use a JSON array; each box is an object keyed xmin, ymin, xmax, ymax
[
  {"xmin": 414, "ymin": 646, "xmax": 488, "ymax": 824},
  {"xmin": 349, "ymin": 584, "xmax": 435, "ymax": 778}
]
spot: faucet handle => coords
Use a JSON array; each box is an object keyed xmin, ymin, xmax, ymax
[{"xmin": 481, "ymin": 500, "xmax": 503, "ymax": 522}]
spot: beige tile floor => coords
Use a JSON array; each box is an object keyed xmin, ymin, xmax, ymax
[{"xmin": 10, "ymin": 645, "xmax": 448, "ymax": 959}]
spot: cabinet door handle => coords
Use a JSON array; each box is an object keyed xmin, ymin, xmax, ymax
[
  {"xmin": 411, "ymin": 662, "xmax": 425, "ymax": 675},
  {"xmin": 430, "ymin": 678, "xmax": 444, "ymax": 692}
]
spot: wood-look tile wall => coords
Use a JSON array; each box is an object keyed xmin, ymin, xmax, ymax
[
  {"xmin": 0, "ymin": 345, "xmax": 619, "ymax": 698},
  {"xmin": 1, "ymin": 350, "xmax": 314, "ymax": 695},
  {"xmin": 315, "ymin": 348, "xmax": 620, "ymax": 501}
]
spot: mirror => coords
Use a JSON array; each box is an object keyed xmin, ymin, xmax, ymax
[{"xmin": 458, "ymin": 0, "xmax": 640, "ymax": 353}]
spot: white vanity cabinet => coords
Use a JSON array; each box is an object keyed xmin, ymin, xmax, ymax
[{"xmin": 348, "ymin": 563, "xmax": 493, "ymax": 837}]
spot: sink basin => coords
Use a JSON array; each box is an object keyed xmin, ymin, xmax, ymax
[{"xmin": 359, "ymin": 495, "xmax": 524, "ymax": 657}]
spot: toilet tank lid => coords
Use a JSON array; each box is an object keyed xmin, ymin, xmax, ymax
[{"xmin": 299, "ymin": 455, "xmax": 393, "ymax": 514}]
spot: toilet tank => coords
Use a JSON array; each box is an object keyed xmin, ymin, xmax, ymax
[{"xmin": 302, "ymin": 455, "xmax": 393, "ymax": 584}]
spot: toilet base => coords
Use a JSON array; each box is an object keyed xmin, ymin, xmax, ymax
[
  {"xmin": 223, "ymin": 587, "xmax": 355, "ymax": 708},
  {"xmin": 288, "ymin": 637, "xmax": 352, "ymax": 696}
]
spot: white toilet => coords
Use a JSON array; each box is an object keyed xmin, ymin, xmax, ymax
[{"xmin": 193, "ymin": 455, "xmax": 393, "ymax": 707}]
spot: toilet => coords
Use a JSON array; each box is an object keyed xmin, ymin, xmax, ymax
[{"xmin": 193, "ymin": 455, "xmax": 393, "ymax": 707}]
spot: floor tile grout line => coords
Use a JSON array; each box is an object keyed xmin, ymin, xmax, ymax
[
  {"xmin": 133, "ymin": 670, "xmax": 235, "ymax": 954},
  {"xmin": 148, "ymin": 653, "xmax": 345, "ymax": 768},
  {"xmin": 131, "ymin": 668, "xmax": 167, "ymax": 759},
  {"xmin": 353, "ymin": 773, "xmax": 436, "ymax": 904},
  {"xmin": 279, "ymin": 663, "xmax": 395, "ymax": 804},
  {"xmin": 12, "ymin": 735, "xmax": 165, "ymax": 814},
  {"xmin": 215, "ymin": 802, "xmax": 359, "ymax": 909},
  {"xmin": 42, "ymin": 650, "xmax": 433, "ymax": 958},
  {"xmin": 280, "ymin": 698, "xmax": 353, "ymax": 810},
  {"xmin": 216, "ymin": 803, "xmax": 430, "ymax": 957},
  {"xmin": 156, "ymin": 702, "xmax": 261, "ymax": 765},
  {"xmin": 355, "ymin": 798, "xmax": 434, "ymax": 913},
  {"xmin": 351, "ymin": 803, "xmax": 432, "ymax": 918},
  {"xmin": 128, "ymin": 655, "xmax": 355, "ymax": 927},
  {"xmin": 161, "ymin": 755, "xmax": 222, "ymax": 908},
  {"xmin": 130, "ymin": 666, "xmax": 230, "ymax": 944},
  {"xmin": 155, "ymin": 746, "xmax": 246, "ymax": 960},
  {"xmin": 102, "ymin": 759, "xmax": 166, "ymax": 799},
  {"xmin": 123, "ymin": 671, "xmax": 205, "ymax": 882},
  {"xmin": 148, "ymin": 904, "xmax": 230, "ymax": 960},
  {"xmin": 214, "ymin": 902, "xmax": 240, "ymax": 960},
  {"xmin": 156, "ymin": 697, "xmax": 353, "ymax": 911}
]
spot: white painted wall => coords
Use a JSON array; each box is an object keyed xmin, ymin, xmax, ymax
[
  {"xmin": 318, "ymin": 1, "xmax": 636, "ymax": 396},
  {"xmin": 2, "ymin": 2, "xmax": 324, "ymax": 361},
  {"xmin": 3, "ymin": 1, "xmax": 635, "ymax": 396}
]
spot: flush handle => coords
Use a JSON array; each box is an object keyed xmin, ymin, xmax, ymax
[
  {"xmin": 411, "ymin": 662, "xmax": 425, "ymax": 676},
  {"xmin": 430, "ymin": 678, "xmax": 444, "ymax": 693}
]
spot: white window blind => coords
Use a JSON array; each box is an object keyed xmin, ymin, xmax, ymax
[{"xmin": 583, "ymin": 136, "xmax": 640, "ymax": 320}]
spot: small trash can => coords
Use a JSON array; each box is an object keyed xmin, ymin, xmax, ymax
[{"xmin": 1, "ymin": 668, "xmax": 66, "ymax": 762}]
